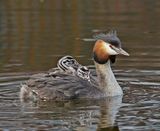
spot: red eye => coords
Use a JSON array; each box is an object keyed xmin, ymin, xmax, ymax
[{"xmin": 109, "ymin": 44, "xmax": 113, "ymax": 49}]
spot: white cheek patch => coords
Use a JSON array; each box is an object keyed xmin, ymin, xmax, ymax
[{"xmin": 105, "ymin": 43, "xmax": 119, "ymax": 55}]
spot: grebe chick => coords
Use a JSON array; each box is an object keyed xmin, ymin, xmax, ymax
[
  {"xmin": 77, "ymin": 66, "xmax": 90, "ymax": 82},
  {"xmin": 57, "ymin": 56, "xmax": 90, "ymax": 81},
  {"xmin": 57, "ymin": 55, "xmax": 80, "ymax": 74},
  {"xmin": 20, "ymin": 30, "xmax": 129, "ymax": 101},
  {"xmin": 48, "ymin": 55, "xmax": 91, "ymax": 82}
]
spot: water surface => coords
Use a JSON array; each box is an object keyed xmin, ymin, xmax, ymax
[{"xmin": 0, "ymin": 0, "xmax": 160, "ymax": 130}]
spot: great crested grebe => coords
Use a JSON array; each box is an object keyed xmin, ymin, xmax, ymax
[{"xmin": 20, "ymin": 30, "xmax": 129, "ymax": 101}]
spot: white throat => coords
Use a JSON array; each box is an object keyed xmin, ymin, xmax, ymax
[{"xmin": 94, "ymin": 60, "xmax": 123, "ymax": 96}]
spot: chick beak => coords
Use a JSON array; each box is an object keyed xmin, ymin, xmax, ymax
[{"xmin": 112, "ymin": 46, "xmax": 130, "ymax": 56}]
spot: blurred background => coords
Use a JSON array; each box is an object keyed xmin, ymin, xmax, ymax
[
  {"xmin": 0, "ymin": 0, "xmax": 160, "ymax": 73},
  {"xmin": 0, "ymin": 1, "xmax": 160, "ymax": 130}
]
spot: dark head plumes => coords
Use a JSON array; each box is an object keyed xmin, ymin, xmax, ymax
[
  {"xmin": 93, "ymin": 30, "xmax": 122, "ymax": 63},
  {"xmin": 93, "ymin": 30, "xmax": 122, "ymax": 48}
]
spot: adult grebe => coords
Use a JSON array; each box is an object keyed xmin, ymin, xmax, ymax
[{"xmin": 20, "ymin": 30, "xmax": 129, "ymax": 101}]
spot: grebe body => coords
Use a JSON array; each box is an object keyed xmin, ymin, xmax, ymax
[{"xmin": 20, "ymin": 30, "xmax": 129, "ymax": 101}]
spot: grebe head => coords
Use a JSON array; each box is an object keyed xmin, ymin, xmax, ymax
[
  {"xmin": 93, "ymin": 30, "xmax": 129, "ymax": 64},
  {"xmin": 77, "ymin": 66, "xmax": 90, "ymax": 81},
  {"xmin": 57, "ymin": 55, "xmax": 80, "ymax": 73}
]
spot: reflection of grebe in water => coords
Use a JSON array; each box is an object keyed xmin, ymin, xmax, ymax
[
  {"xmin": 74, "ymin": 96, "xmax": 122, "ymax": 130},
  {"xmin": 24, "ymin": 96, "xmax": 122, "ymax": 130},
  {"xmin": 20, "ymin": 30, "xmax": 129, "ymax": 101},
  {"xmin": 97, "ymin": 96, "xmax": 122, "ymax": 131}
]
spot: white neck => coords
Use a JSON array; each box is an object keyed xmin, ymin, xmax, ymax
[{"xmin": 94, "ymin": 60, "xmax": 123, "ymax": 96}]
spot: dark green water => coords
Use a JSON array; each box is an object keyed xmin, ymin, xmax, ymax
[{"xmin": 0, "ymin": 0, "xmax": 160, "ymax": 130}]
